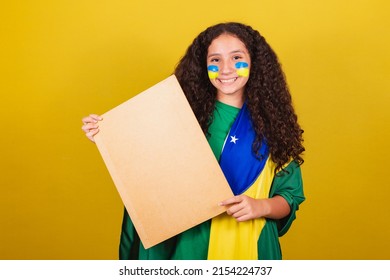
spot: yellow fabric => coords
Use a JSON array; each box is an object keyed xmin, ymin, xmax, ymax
[{"xmin": 207, "ymin": 158, "xmax": 277, "ymax": 260}]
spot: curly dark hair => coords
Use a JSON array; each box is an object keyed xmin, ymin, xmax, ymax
[{"xmin": 174, "ymin": 22, "xmax": 304, "ymax": 172}]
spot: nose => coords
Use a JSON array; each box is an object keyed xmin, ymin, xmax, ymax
[{"xmin": 219, "ymin": 60, "xmax": 234, "ymax": 75}]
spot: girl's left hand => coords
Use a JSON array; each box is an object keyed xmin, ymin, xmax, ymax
[{"xmin": 219, "ymin": 195, "xmax": 269, "ymax": 222}]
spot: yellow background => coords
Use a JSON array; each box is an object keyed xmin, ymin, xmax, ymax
[{"xmin": 1, "ymin": 0, "xmax": 389, "ymax": 259}]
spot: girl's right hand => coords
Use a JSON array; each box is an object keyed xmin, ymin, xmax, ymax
[{"xmin": 81, "ymin": 114, "xmax": 103, "ymax": 142}]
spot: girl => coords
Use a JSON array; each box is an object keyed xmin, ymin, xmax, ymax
[{"xmin": 82, "ymin": 22, "xmax": 305, "ymax": 260}]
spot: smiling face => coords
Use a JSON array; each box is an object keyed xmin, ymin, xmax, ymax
[{"xmin": 207, "ymin": 33, "xmax": 251, "ymax": 107}]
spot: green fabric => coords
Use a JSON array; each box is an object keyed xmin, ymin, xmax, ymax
[
  {"xmin": 257, "ymin": 160, "xmax": 305, "ymax": 259},
  {"xmin": 207, "ymin": 101, "xmax": 241, "ymax": 159},
  {"xmin": 118, "ymin": 101, "xmax": 305, "ymax": 260}
]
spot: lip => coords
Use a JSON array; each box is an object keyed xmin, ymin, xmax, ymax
[{"xmin": 217, "ymin": 77, "xmax": 238, "ymax": 84}]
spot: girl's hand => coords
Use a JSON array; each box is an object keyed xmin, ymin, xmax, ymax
[
  {"xmin": 220, "ymin": 194, "xmax": 290, "ymax": 222},
  {"xmin": 81, "ymin": 114, "xmax": 103, "ymax": 142}
]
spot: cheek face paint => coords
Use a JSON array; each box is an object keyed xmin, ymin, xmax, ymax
[
  {"xmin": 235, "ymin": 62, "xmax": 250, "ymax": 77},
  {"xmin": 207, "ymin": 65, "xmax": 219, "ymax": 79}
]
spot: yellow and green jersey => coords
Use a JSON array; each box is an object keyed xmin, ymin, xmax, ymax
[{"xmin": 119, "ymin": 101, "xmax": 304, "ymax": 260}]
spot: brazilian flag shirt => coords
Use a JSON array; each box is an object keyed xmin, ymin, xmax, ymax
[{"xmin": 119, "ymin": 101, "xmax": 305, "ymax": 260}]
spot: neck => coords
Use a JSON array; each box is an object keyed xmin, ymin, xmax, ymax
[{"xmin": 216, "ymin": 93, "xmax": 244, "ymax": 108}]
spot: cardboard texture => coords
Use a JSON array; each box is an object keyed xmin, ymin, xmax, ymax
[{"xmin": 94, "ymin": 75, "xmax": 233, "ymax": 249}]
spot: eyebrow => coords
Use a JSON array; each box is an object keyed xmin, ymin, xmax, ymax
[{"xmin": 207, "ymin": 49, "xmax": 246, "ymax": 58}]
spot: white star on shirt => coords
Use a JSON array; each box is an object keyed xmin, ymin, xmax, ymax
[{"xmin": 230, "ymin": 135, "xmax": 239, "ymax": 144}]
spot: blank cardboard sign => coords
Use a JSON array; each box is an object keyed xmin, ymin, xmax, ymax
[{"xmin": 94, "ymin": 75, "xmax": 233, "ymax": 249}]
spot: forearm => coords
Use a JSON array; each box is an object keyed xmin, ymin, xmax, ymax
[{"xmin": 261, "ymin": 195, "xmax": 291, "ymax": 220}]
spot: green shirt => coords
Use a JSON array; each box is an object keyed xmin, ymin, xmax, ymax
[{"xmin": 207, "ymin": 101, "xmax": 241, "ymax": 160}]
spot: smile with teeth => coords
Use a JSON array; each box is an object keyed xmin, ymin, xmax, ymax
[{"xmin": 218, "ymin": 77, "xmax": 238, "ymax": 83}]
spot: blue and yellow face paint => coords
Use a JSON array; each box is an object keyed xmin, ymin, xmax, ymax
[
  {"xmin": 208, "ymin": 62, "xmax": 249, "ymax": 79},
  {"xmin": 235, "ymin": 62, "xmax": 250, "ymax": 77},
  {"xmin": 207, "ymin": 65, "xmax": 219, "ymax": 79}
]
